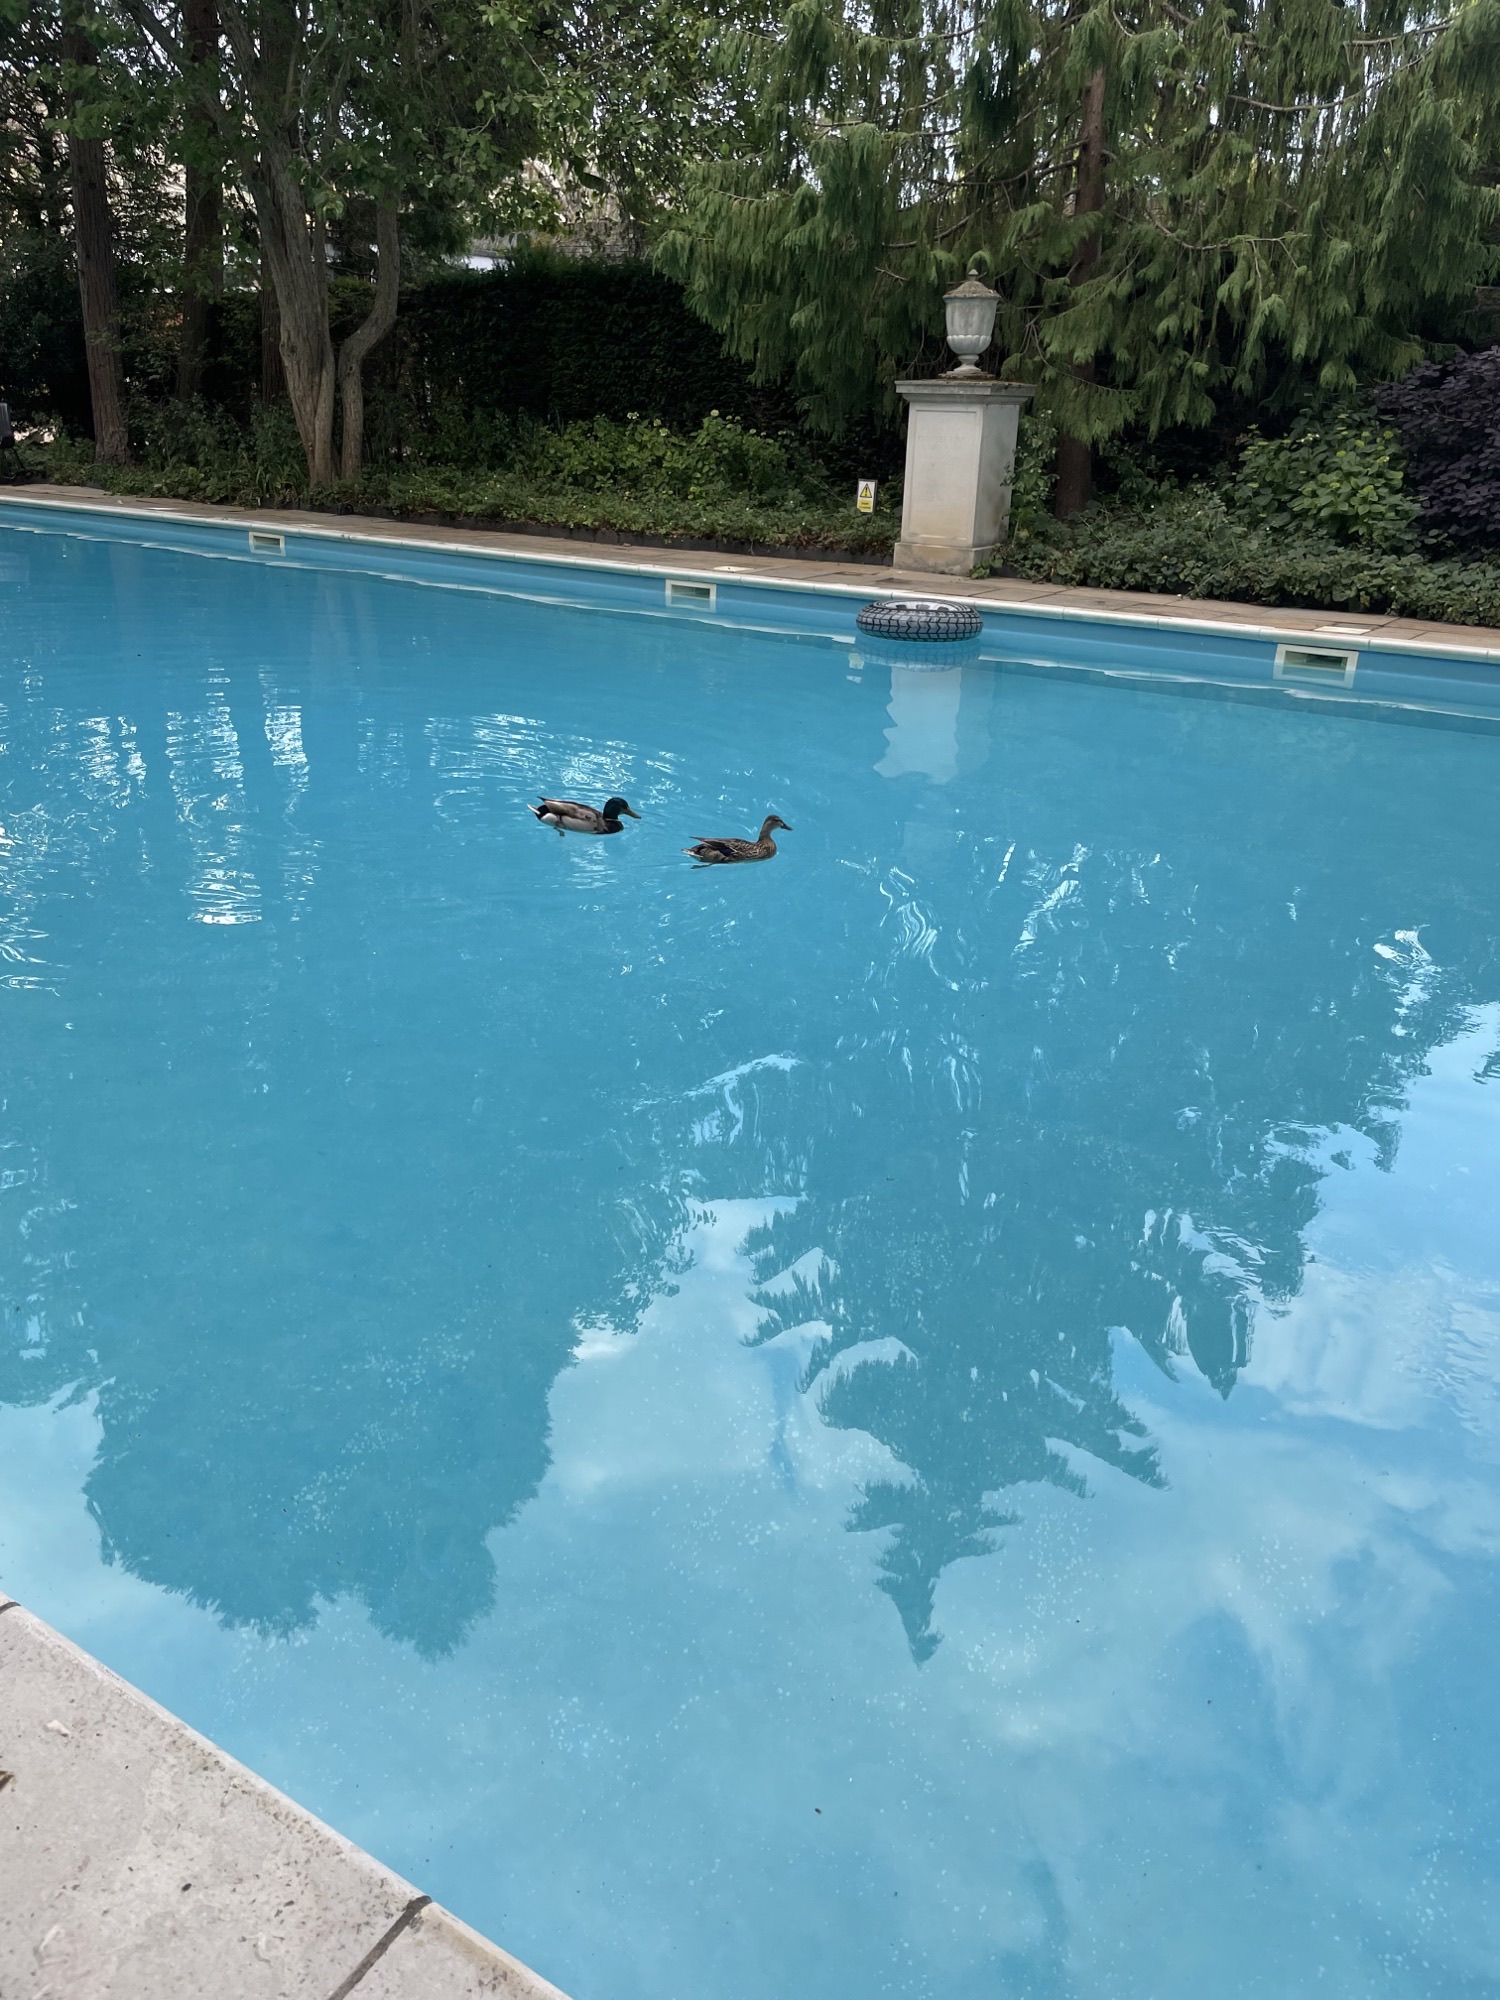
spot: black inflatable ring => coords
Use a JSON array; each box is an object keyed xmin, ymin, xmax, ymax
[{"xmin": 856, "ymin": 599, "xmax": 983, "ymax": 642}]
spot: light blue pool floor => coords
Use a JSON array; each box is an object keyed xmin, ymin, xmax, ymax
[{"xmin": 2, "ymin": 521, "xmax": 1499, "ymax": 1999}]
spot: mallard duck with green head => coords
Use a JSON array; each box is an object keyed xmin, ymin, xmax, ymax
[{"xmin": 528, "ymin": 795, "xmax": 640, "ymax": 836}]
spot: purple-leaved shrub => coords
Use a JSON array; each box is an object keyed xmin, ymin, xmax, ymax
[{"xmin": 1377, "ymin": 348, "xmax": 1500, "ymax": 554}]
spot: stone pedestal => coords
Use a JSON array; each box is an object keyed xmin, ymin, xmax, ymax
[{"xmin": 893, "ymin": 378, "xmax": 1035, "ymax": 575}]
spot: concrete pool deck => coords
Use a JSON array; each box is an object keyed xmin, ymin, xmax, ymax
[
  {"xmin": 0, "ymin": 1595, "xmax": 570, "ymax": 1999},
  {"xmin": 6, "ymin": 482, "xmax": 1500, "ymax": 661}
]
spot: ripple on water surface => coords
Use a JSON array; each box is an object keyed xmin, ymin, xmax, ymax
[{"xmin": 2, "ymin": 519, "xmax": 1499, "ymax": 2000}]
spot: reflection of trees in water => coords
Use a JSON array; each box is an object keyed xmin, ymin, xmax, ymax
[
  {"xmin": 0, "ymin": 548, "xmax": 663, "ymax": 1658},
  {"xmin": 723, "ymin": 695, "xmax": 1500, "ymax": 1658},
  {"xmin": 3, "ymin": 547, "xmax": 1499, "ymax": 1666}
]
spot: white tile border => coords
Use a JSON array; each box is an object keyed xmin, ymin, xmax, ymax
[{"xmin": 4, "ymin": 488, "xmax": 1500, "ymax": 666}]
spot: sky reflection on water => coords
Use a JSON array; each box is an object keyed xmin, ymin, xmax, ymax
[{"xmin": 2, "ymin": 521, "xmax": 1499, "ymax": 1999}]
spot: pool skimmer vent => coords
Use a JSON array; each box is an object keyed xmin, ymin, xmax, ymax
[
  {"xmin": 665, "ymin": 578, "xmax": 716, "ymax": 611},
  {"xmin": 248, "ymin": 529, "xmax": 286, "ymax": 556},
  {"xmin": 1274, "ymin": 642, "xmax": 1358, "ymax": 688}
]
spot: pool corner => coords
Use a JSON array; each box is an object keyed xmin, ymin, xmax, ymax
[{"xmin": 0, "ymin": 1594, "xmax": 571, "ymax": 2000}]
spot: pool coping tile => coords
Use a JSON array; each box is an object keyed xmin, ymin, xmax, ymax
[
  {"xmin": 352, "ymin": 1905, "xmax": 576, "ymax": 1999},
  {"xmin": 0, "ymin": 1595, "xmax": 569, "ymax": 2000},
  {"xmin": 5, "ymin": 484, "xmax": 1500, "ymax": 664}
]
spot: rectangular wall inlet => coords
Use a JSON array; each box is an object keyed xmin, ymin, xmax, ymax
[
  {"xmin": 665, "ymin": 579, "xmax": 716, "ymax": 611},
  {"xmin": 1273, "ymin": 643, "xmax": 1358, "ymax": 688},
  {"xmin": 248, "ymin": 530, "xmax": 286, "ymax": 556}
]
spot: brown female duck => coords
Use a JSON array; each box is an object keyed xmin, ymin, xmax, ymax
[{"xmin": 683, "ymin": 815, "xmax": 792, "ymax": 865}]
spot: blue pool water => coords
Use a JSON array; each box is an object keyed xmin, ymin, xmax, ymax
[{"xmin": 3, "ymin": 506, "xmax": 1500, "ymax": 1999}]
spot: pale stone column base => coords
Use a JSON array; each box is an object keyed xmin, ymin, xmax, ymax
[
  {"xmin": 894, "ymin": 378, "xmax": 1035, "ymax": 577},
  {"xmin": 892, "ymin": 535, "xmax": 999, "ymax": 574}
]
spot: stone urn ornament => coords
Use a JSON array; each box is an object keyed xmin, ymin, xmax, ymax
[
  {"xmin": 891, "ymin": 265, "xmax": 1034, "ymax": 574},
  {"xmin": 941, "ymin": 270, "xmax": 1002, "ymax": 379}
]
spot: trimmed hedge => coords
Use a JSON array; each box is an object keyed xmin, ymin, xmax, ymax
[
  {"xmin": 4, "ymin": 247, "xmax": 904, "ymax": 484},
  {"xmin": 385, "ymin": 259, "xmax": 899, "ymax": 482},
  {"xmin": 398, "ymin": 260, "xmax": 787, "ymax": 435}
]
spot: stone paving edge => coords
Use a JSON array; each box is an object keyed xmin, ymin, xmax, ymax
[
  {"xmin": 4, "ymin": 484, "xmax": 1500, "ymax": 663},
  {"xmin": 0, "ymin": 1593, "xmax": 573, "ymax": 2000}
]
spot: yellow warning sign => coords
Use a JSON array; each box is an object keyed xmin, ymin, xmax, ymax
[{"xmin": 855, "ymin": 479, "xmax": 877, "ymax": 514}]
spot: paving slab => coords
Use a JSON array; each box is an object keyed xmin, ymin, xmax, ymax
[
  {"xmin": 353, "ymin": 1905, "xmax": 574, "ymax": 2000},
  {"xmin": 0, "ymin": 1597, "xmax": 569, "ymax": 2000}
]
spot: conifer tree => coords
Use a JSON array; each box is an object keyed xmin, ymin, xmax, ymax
[{"xmin": 659, "ymin": 0, "xmax": 1500, "ymax": 510}]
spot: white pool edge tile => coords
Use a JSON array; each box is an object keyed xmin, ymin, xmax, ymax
[{"xmin": 4, "ymin": 487, "xmax": 1499, "ymax": 667}]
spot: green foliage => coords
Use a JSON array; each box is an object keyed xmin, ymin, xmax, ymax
[
  {"xmin": 1232, "ymin": 415, "xmax": 1422, "ymax": 554},
  {"xmin": 1004, "ymin": 489, "xmax": 1500, "ymax": 628},
  {"xmin": 1008, "ymin": 409, "xmax": 1058, "ymax": 539},
  {"xmin": 394, "ymin": 257, "xmax": 813, "ymax": 449},
  {"xmin": 1, "ymin": 0, "xmax": 184, "ymax": 433},
  {"xmin": 659, "ymin": 0, "xmax": 1500, "ymax": 444},
  {"xmin": 0, "ymin": 230, "xmax": 88, "ymax": 429},
  {"xmin": 5, "ymin": 399, "xmax": 318, "ymax": 501},
  {"xmin": 137, "ymin": 399, "xmax": 310, "ymax": 501},
  {"xmin": 516, "ymin": 411, "xmax": 816, "ymax": 504},
  {"xmin": 18, "ymin": 410, "xmax": 897, "ymax": 553},
  {"xmin": 509, "ymin": 0, "xmax": 773, "ymax": 231},
  {"xmin": 991, "ymin": 410, "xmax": 1494, "ymax": 625}
]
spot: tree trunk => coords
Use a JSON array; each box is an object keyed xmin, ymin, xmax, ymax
[
  {"xmin": 1055, "ymin": 63, "xmax": 1107, "ymax": 519},
  {"xmin": 176, "ymin": 0, "xmax": 223, "ymax": 402},
  {"xmin": 61, "ymin": 7, "xmax": 129, "ymax": 464},
  {"xmin": 336, "ymin": 203, "xmax": 401, "ymax": 482},
  {"xmin": 248, "ymin": 148, "xmax": 337, "ymax": 485},
  {"xmin": 1053, "ymin": 432, "xmax": 1092, "ymax": 518},
  {"xmin": 261, "ymin": 285, "xmax": 285, "ymax": 404}
]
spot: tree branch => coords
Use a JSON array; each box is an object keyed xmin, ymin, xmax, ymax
[{"xmin": 336, "ymin": 199, "xmax": 401, "ymax": 481}]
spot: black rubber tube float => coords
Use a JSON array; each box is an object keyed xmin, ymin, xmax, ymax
[{"xmin": 856, "ymin": 599, "xmax": 983, "ymax": 643}]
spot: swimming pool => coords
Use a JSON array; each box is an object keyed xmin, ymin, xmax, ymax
[{"xmin": 3, "ymin": 501, "xmax": 1499, "ymax": 1999}]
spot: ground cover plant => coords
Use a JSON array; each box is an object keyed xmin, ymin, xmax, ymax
[
  {"xmin": 8, "ymin": 405, "xmax": 900, "ymax": 557},
  {"xmin": 1000, "ymin": 402, "xmax": 1500, "ymax": 625}
]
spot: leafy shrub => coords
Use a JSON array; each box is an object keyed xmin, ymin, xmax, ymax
[
  {"xmin": 115, "ymin": 398, "xmax": 310, "ymax": 504},
  {"xmin": 514, "ymin": 411, "xmax": 816, "ymax": 505},
  {"xmin": 407, "ymin": 401, "xmax": 522, "ymax": 472},
  {"xmin": 21, "ymin": 408, "xmax": 898, "ymax": 555},
  {"xmin": 1003, "ymin": 489, "xmax": 1500, "ymax": 627},
  {"xmin": 1231, "ymin": 412, "xmax": 1420, "ymax": 553},
  {"xmin": 1376, "ymin": 348, "xmax": 1500, "ymax": 554},
  {"xmin": 135, "ymin": 395, "xmax": 237, "ymax": 470},
  {"xmin": 1008, "ymin": 409, "xmax": 1058, "ymax": 539},
  {"xmin": 97, "ymin": 402, "xmax": 838, "ymax": 515}
]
